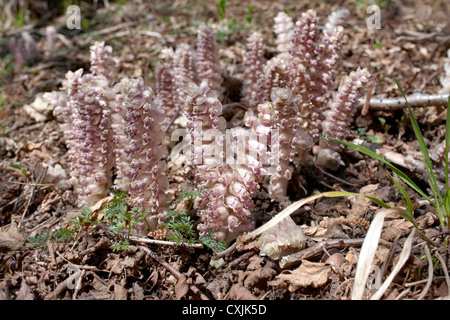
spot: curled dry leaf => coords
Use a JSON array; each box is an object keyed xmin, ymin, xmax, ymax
[{"xmin": 269, "ymin": 260, "xmax": 331, "ymax": 291}]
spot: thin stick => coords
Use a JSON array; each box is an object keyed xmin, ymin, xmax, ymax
[
  {"xmin": 138, "ymin": 245, "xmax": 209, "ymax": 300},
  {"xmin": 18, "ymin": 186, "xmax": 35, "ymax": 230},
  {"xmin": 164, "ymin": 111, "xmax": 180, "ymax": 133},
  {"xmin": 357, "ymin": 93, "xmax": 450, "ymax": 111},
  {"xmin": 279, "ymin": 238, "xmax": 366, "ymax": 269},
  {"xmin": 417, "ymin": 245, "xmax": 433, "ymax": 300},
  {"xmin": 315, "ymin": 163, "xmax": 360, "ymax": 187},
  {"xmin": 130, "ymin": 236, "xmax": 204, "ymax": 248}
]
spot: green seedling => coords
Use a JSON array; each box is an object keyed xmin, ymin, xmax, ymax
[
  {"xmin": 245, "ymin": 5, "xmax": 255, "ymax": 23},
  {"xmin": 354, "ymin": 127, "xmax": 384, "ymax": 143},
  {"xmin": 27, "ymin": 228, "xmax": 77, "ymax": 249},
  {"xmin": 10, "ymin": 162, "xmax": 29, "ymax": 178},
  {"xmin": 0, "ymin": 89, "xmax": 9, "ymax": 137},
  {"xmin": 216, "ymin": 0, "xmax": 229, "ymax": 20},
  {"xmin": 162, "ymin": 188, "xmax": 226, "ymax": 252}
]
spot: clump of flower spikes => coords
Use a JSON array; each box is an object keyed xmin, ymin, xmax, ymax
[
  {"xmin": 48, "ymin": 41, "xmax": 169, "ymax": 223},
  {"xmin": 317, "ymin": 67, "xmax": 370, "ymax": 170},
  {"xmin": 245, "ymin": 87, "xmax": 312, "ymax": 202},
  {"xmin": 242, "ymin": 31, "xmax": 265, "ymax": 108},
  {"xmin": 184, "ymin": 81, "xmax": 259, "ymax": 242},
  {"xmin": 113, "ymin": 77, "xmax": 169, "ymax": 230},
  {"xmin": 288, "ymin": 9, "xmax": 344, "ymax": 140},
  {"xmin": 90, "ymin": 41, "xmax": 118, "ymax": 81},
  {"xmin": 155, "ymin": 47, "xmax": 177, "ymax": 129},
  {"xmin": 57, "ymin": 69, "xmax": 116, "ymax": 206},
  {"xmin": 196, "ymin": 23, "xmax": 223, "ymax": 99},
  {"xmin": 273, "ymin": 11, "xmax": 294, "ymax": 53}
]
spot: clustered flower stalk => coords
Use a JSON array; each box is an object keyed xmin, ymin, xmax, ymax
[
  {"xmin": 184, "ymin": 81, "xmax": 258, "ymax": 242},
  {"xmin": 288, "ymin": 9, "xmax": 343, "ymax": 140},
  {"xmin": 89, "ymin": 41, "xmax": 118, "ymax": 81},
  {"xmin": 155, "ymin": 47, "xmax": 177, "ymax": 129},
  {"xmin": 246, "ymin": 87, "xmax": 312, "ymax": 202},
  {"xmin": 317, "ymin": 67, "xmax": 370, "ymax": 170},
  {"xmin": 173, "ymin": 43, "xmax": 198, "ymax": 110},
  {"xmin": 113, "ymin": 77, "xmax": 168, "ymax": 230},
  {"xmin": 241, "ymin": 32, "xmax": 265, "ymax": 108},
  {"xmin": 273, "ymin": 11, "xmax": 294, "ymax": 54},
  {"xmin": 61, "ymin": 69, "xmax": 116, "ymax": 206},
  {"xmin": 196, "ymin": 23, "xmax": 223, "ymax": 99}
]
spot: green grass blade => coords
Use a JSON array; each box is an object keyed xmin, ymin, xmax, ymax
[
  {"xmin": 444, "ymin": 96, "xmax": 450, "ymax": 225},
  {"xmin": 394, "ymin": 77, "xmax": 444, "ymax": 228},
  {"xmin": 386, "ymin": 172, "xmax": 415, "ymax": 222},
  {"xmin": 329, "ymin": 137, "xmax": 435, "ymax": 206},
  {"xmin": 445, "ymin": 95, "xmax": 450, "ymax": 190}
]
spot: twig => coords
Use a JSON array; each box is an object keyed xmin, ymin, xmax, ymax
[
  {"xmin": 279, "ymin": 238, "xmax": 367, "ymax": 269},
  {"xmin": 138, "ymin": 245, "xmax": 209, "ymax": 300},
  {"xmin": 164, "ymin": 111, "xmax": 180, "ymax": 133},
  {"xmin": 213, "ymin": 242, "xmax": 237, "ymax": 260},
  {"xmin": 130, "ymin": 236, "xmax": 204, "ymax": 248},
  {"xmin": 227, "ymin": 250, "xmax": 256, "ymax": 269},
  {"xmin": 18, "ymin": 186, "xmax": 35, "ymax": 230},
  {"xmin": 314, "ymin": 163, "xmax": 360, "ymax": 187},
  {"xmin": 394, "ymin": 29, "xmax": 450, "ymax": 43},
  {"xmin": 417, "ymin": 245, "xmax": 433, "ymax": 300},
  {"xmin": 357, "ymin": 93, "xmax": 450, "ymax": 111}
]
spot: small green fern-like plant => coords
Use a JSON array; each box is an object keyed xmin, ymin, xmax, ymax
[
  {"xmin": 162, "ymin": 188, "xmax": 226, "ymax": 253},
  {"xmin": 97, "ymin": 189, "xmax": 150, "ymax": 252},
  {"xmin": 26, "ymin": 228, "xmax": 77, "ymax": 249}
]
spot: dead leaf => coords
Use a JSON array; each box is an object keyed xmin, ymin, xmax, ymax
[
  {"xmin": 228, "ymin": 284, "xmax": 258, "ymax": 300},
  {"xmin": 16, "ymin": 279, "xmax": 34, "ymax": 300},
  {"xmin": 132, "ymin": 282, "xmax": 145, "ymax": 300},
  {"xmin": 0, "ymin": 221, "xmax": 26, "ymax": 253},
  {"xmin": 269, "ymin": 260, "xmax": 331, "ymax": 291},
  {"xmin": 382, "ymin": 219, "xmax": 414, "ymax": 241},
  {"xmin": 174, "ymin": 275, "xmax": 189, "ymax": 300},
  {"xmin": 244, "ymin": 267, "xmax": 277, "ymax": 288},
  {"xmin": 113, "ymin": 283, "xmax": 127, "ymax": 300}
]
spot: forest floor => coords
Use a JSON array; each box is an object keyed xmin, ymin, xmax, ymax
[{"xmin": 0, "ymin": 0, "xmax": 450, "ymax": 301}]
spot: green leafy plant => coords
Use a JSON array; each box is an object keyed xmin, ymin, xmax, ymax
[
  {"xmin": 374, "ymin": 39, "xmax": 383, "ymax": 48},
  {"xmin": 216, "ymin": 0, "xmax": 229, "ymax": 20},
  {"xmin": 27, "ymin": 228, "xmax": 77, "ymax": 249},
  {"xmin": 162, "ymin": 188, "xmax": 226, "ymax": 252},
  {"xmin": 98, "ymin": 189, "xmax": 150, "ymax": 252},
  {"xmin": 0, "ymin": 89, "xmax": 9, "ymax": 137},
  {"xmin": 9, "ymin": 162, "xmax": 29, "ymax": 178},
  {"xmin": 245, "ymin": 5, "xmax": 255, "ymax": 23},
  {"xmin": 73, "ymin": 205, "xmax": 99, "ymax": 230},
  {"xmin": 354, "ymin": 127, "xmax": 384, "ymax": 143}
]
